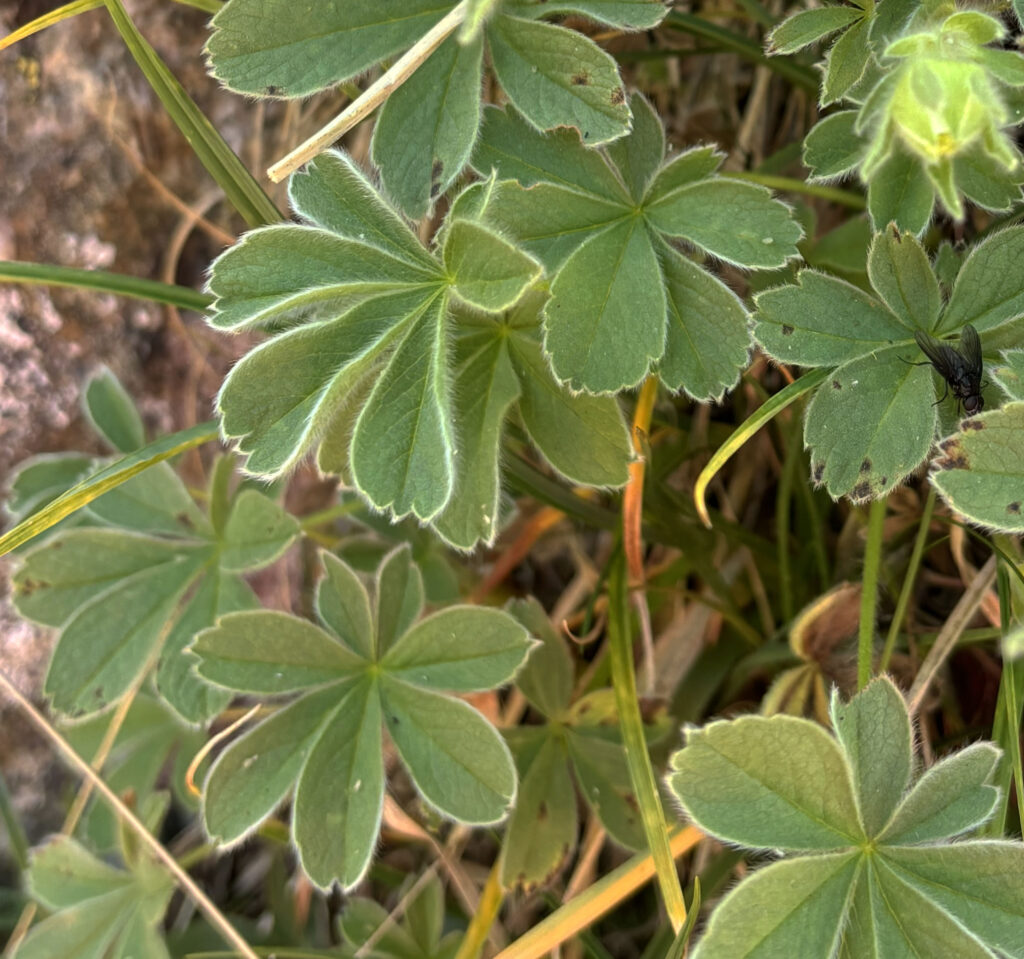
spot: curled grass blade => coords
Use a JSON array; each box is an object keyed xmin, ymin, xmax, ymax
[{"xmin": 694, "ymin": 368, "xmax": 831, "ymax": 527}]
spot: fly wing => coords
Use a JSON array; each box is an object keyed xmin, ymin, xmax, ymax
[
  {"xmin": 914, "ymin": 330, "xmax": 961, "ymax": 379},
  {"xmin": 958, "ymin": 324, "xmax": 983, "ymax": 377}
]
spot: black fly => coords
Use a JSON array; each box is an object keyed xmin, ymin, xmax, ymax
[{"xmin": 911, "ymin": 324, "xmax": 985, "ymax": 416}]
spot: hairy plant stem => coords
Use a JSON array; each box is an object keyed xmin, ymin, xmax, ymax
[{"xmin": 859, "ymin": 496, "xmax": 888, "ymax": 689}]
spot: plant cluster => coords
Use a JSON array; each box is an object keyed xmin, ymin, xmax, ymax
[{"xmin": 2, "ymin": 0, "xmax": 1024, "ymax": 956}]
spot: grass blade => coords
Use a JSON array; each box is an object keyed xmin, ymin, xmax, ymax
[{"xmin": 102, "ymin": 0, "xmax": 282, "ymax": 228}]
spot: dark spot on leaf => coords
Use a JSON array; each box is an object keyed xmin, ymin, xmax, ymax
[
  {"xmin": 538, "ymin": 801, "xmax": 548, "ymax": 821},
  {"xmin": 610, "ymin": 87, "xmax": 626, "ymax": 105},
  {"xmin": 852, "ymin": 482, "xmax": 871, "ymax": 500},
  {"xmin": 860, "ymin": 458, "xmax": 871, "ymax": 473},
  {"xmin": 781, "ymin": 324, "xmax": 794, "ymax": 335},
  {"xmin": 939, "ymin": 438, "xmax": 959, "ymax": 453},
  {"xmin": 1009, "ymin": 502, "xmax": 1021, "ymax": 514},
  {"xmin": 962, "ymin": 418, "xmax": 984, "ymax": 431},
  {"xmin": 879, "ymin": 477, "xmax": 887, "ymax": 486},
  {"xmin": 832, "ymin": 379, "xmax": 842, "ymax": 390},
  {"xmin": 94, "ymin": 687, "xmax": 104, "ymax": 699},
  {"xmin": 572, "ymin": 71, "xmax": 590, "ymax": 86},
  {"xmin": 812, "ymin": 462, "xmax": 825, "ymax": 483},
  {"xmin": 936, "ymin": 452, "xmax": 968, "ymax": 470},
  {"xmin": 388, "ymin": 715, "xmax": 399, "ymax": 725},
  {"xmin": 624, "ymin": 793, "xmax": 640, "ymax": 814},
  {"xmin": 264, "ymin": 85, "xmax": 281, "ymax": 96},
  {"xmin": 176, "ymin": 512, "xmax": 194, "ymax": 528},
  {"xmin": 889, "ymin": 223, "xmax": 901, "ymax": 241},
  {"xmin": 576, "ymin": 701, "xmax": 591, "ymax": 715}
]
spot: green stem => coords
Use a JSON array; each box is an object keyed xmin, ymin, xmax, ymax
[
  {"xmin": 663, "ymin": 11, "xmax": 819, "ymax": 92},
  {"xmin": 721, "ymin": 171, "xmax": 866, "ymax": 209},
  {"xmin": 879, "ymin": 488, "xmax": 935, "ymax": 673},
  {"xmin": 858, "ymin": 496, "xmax": 888, "ymax": 689},
  {"xmin": 986, "ymin": 556, "xmax": 1024, "ymax": 836},
  {"xmin": 607, "ymin": 553, "xmax": 687, "ymax": 932},
  {"xmin": 0, "ymin": 260, "xmax": 212, "ymax": 311}
]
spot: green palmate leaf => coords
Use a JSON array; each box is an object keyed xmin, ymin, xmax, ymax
[
  {"xmin": 207, "ymin": 0, "xmax": 655, "ymax": 216},
  {"xmin": 351, "ymin": 296, "xmax": 454, "ymax": 521},
  {"xmin": 4, "ymin": 453, "xmax": 93, "ymax": 527},
  {"xmin": 472, "ymin": 97, "xmax": 799, "ymax": 395},
  {"xmin": 220, "ymin": 488, "xmax": 300, "ymax": 571},
  {"xmin": 203, "ymin": 684, "xmax": 347, "ymax": 844},
  {"xmin": 194, "ymin": 611, "xmax": 365, "ymax": 693},
  {"xmin": 42, "ymin": 547, "xmax": 209, "ymax": 717},
  {"xmin": 605, "ymin": 92, "xmax": 664, "ymax": 199},
  {"xmin": 382, "ymin": 607, "xmax": 534, "ymax": 691},
  {"xmin": 822, "ymin": 17, "xmax": 871, "ymax": 104},
  {"xmin": 671, "ymin": 677, "xmax": 1024, "ymax": 959},
  {"xmin": 195, "ymin": 550, "xmax": 532, "ymax": 887},
  {"xmin": 646, "ymin": 179, "xmax": 802, "ymax": 269},
  {"xmin": 956, "ymin": 148, "xmax": 1024, "ymax": 212},
  {"xmin": 433, "ymin": 319, "xmax": 521, "ymax": 548},
  {"xmin": 882, "ymin": 843, "xmax": 1024, "ymax": 953},
  {"xmin": 210, "ymin": 151, "xmax": 629, "ymax": 548},
  {"xmin": 507, "ymin": 596, "xmax": 573, "ymax": 718},
  {"xmin": 881, "ymin": 743, "xmax": 1001, "ymax": 844},
  {"xmin": 381, "ymin": 677, "xmax": 517, "ymax": 823},
  {"xmin": 691, "ymin": 853, "xmax": 860, "ymax": 959},
  {"xmin": 658, "ymin": 242, "xmax": 752, "ymax": 401},
  {"xmin": 289, "ymin": 151, "xmax": 436, "ymax": 270},
  {"xmin": 472, "ymin": 104, "xmax": 630, "ymax": 201},
  {"xmin": 21, "ymin": 836, "xmax": 174, "ymax": 959},
  {"xmin": 931, "ymin": 401, "xmax": 1024, "ymax": 533},
  {"xmin": 868, "ymin": 149, "xmax": 935, "ymax": 236},
  {"xmin": 500, "ymin": 734, "xmax": 577, "ymax": 890},
  {"xmin": 566, "ymin": 730, "xmax": 644, "ymax": 848},
  {"xmin": 754, "ymin": 271, "xmax": 911, "ymax": 367},
  {"xmin": 317, "ymin": 551, "xmax": 375, "ymax": 660},
  {"xmin": 668, "ymin": 714, "xmax": 864, "ymax": 849},
  {"xmin": 804, "ymin": 348, "xmax": 935, "ymax": 500},
  {"xmin": 507, "ymin": 323, "xmax": 632, "ymax": 485},
  {"xmin": 545, "ymin": 218, "xmax": 667, "ymax": 393},
  {"xmin": 750, "ymin": 226, "xmax": 1024, "ymax": 501},
  {"xmin": 372, "ymin": 34, "xmax": 484, "ymax": 220},
  {"xmin": 767, "ymin": 6, "xmax": 864, "ymax": 55},
  {"xmin": 940, "ymin": 227, "xmax": 1024, "ymax": 334},
  {"xmin": 993, "ymin": 350, "xmax": 1024, "ymax": 401},
  {"xmin": 506, "ymin": 0, "xmax": 668, "ymax": 29},
  {"xmin": 443, "ymin": 220, "xmax": 542, "ymax": 313},
  {"xmin": 293, "ymin": 678, "xmax": 384, "ymax": 889},
  {"xmin": 487, "ymin": 14, "xmax": 630, "ymax": 146},
  {"xmin": 375, "ymin": 544, "xmax": 426, "ymax": 658},
  {"xmin": 858, "ymin": 858, "xmax": 995, "ymax": 959},
  {"xmin": 83, "ymin": 366, "xmax": 145, "ymax": 453},
  {"xmin": 866, "ymin": 226, "xmax": 941, "ymax": 331},
  {"xmin": 803, "ymin": 110, "xmax": 866, "ymax": 180},
  {"xmin": 11, "ymin": 378, "xmax": 299, "ymax": 721},
  {"xmin": 829, "ymin": 678, "xmax": 911, "ymax": 837},
  {"xmin": 155, "ymin": 572, "xmax": 254, "ymax": 723},
  {"xmin": 206, "ymin": 0, "xmax": 453, "ymax": 98},
  {"xmin": 206, "ymin": 226, "xmax": 433, "ymax": 333}
]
